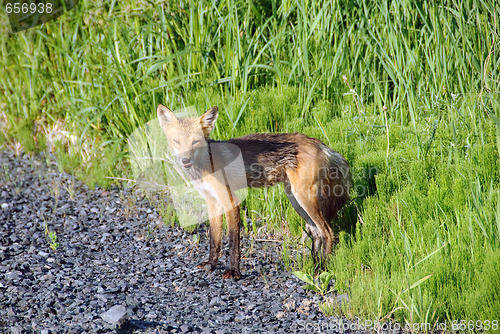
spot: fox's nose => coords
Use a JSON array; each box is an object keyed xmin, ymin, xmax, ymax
[{"xmin": 181, "ymin": 157, "xmax": 193, "ymax": 168}]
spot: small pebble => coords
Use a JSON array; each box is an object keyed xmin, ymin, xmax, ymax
[{"xmin": 100, "ymin": 305, "xmax": 128, "ymax": 328}]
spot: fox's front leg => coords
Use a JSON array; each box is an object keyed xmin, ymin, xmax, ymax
[
  {"xmin": 197, "ymin": 199, "xmax": 223, "ymax": 271},
  {"xmin": 223, "ymin": 204, "xmax": 241, "ymax": 280}
]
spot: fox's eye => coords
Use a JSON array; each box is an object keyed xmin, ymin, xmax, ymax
[
  {"xmin": 173, "ymin": 140, "xmax": 180, "ymax": 144},
  {"xmin": 192, "ymin": 140, "xmax": 200, "ymax": 145}
]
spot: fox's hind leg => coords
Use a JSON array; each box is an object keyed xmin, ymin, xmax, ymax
[
  {"xmin": 197, "ymin": 197, "xmax": 223, "ymax": 271},
  {"xmin": 284, "ymin": 179, "xmax": 334, "ymax": 260},
  {"xmin": 284, "ymin": 180, "xmax": 322, "ymax": 255}
]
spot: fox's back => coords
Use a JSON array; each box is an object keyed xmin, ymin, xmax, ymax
[{"xmin": 208, "ymin": 133, "xmax": 333, "ymax": 188}]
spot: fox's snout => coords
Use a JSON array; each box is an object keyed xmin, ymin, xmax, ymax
[
  {"xmin": 175, "ymin": 145, "xmax": 205, "ymax": 170},
  {"xmin": 175, "ymin": 145, "xmax": 204, "ymax": 169},
  {"xmin": 181, "ymin": 157, "xmax": 193, "ymax": 169}
]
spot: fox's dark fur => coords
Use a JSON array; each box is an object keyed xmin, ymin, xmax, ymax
[{"xmin": 158, "ymin": 105, "xmax": 351, "ymax": 280}]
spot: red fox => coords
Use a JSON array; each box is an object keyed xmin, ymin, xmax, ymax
[{"xmin": 157, "ymin": 104, "xmax": 351, "ymax": 280}]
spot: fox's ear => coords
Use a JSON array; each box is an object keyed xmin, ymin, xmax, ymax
[
  {"xmin": 157, "ymin": 104, "xmax": 177, "ymax": 127},
  {"xmin": 200, "ymin": 106, "xmax": 219, "ymax": 136}
]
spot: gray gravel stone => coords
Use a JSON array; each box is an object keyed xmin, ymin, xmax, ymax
[
  {"xmin": 10, "ymin": 326, "xmax": 23, "ymax": 334},
  {"xmin": 100, "ymin": 304, "xmax": 129, "ymax": 328},
  {"xmin": 5, "ymin": 271, "xmax": 22, "ymax": 281}
]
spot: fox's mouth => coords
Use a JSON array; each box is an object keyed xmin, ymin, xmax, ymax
[{"xmin": 183, "ymin": 163, "xmax": 193, "ymax": 169}]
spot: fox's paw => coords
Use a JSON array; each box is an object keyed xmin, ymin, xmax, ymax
[
  {"xmin": 222, "ymin": 269, "xmax": 241, "ymax": 280},
  {"xmin": 311, "ymin": 254, "xmax": 328, "ymax": 272},
  {"xmin": 197, "ymin": 260, "xmax": 216, "ymax": 272}
]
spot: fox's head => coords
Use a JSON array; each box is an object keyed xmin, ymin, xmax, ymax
[{"xmin": 157, "ymin": 104, "xmax": 218, "ymax": 170}]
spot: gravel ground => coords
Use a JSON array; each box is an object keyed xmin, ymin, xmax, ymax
[{"xmin": 0, "ymin": 150, "xmax": 354, "ymax": 333}]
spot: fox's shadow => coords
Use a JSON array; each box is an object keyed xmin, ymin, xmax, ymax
[{"xmin": 333, "ymin": 165, "xmax": 378, "ymax": 241}]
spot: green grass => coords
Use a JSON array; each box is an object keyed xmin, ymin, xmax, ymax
[{"xmin": 1, "ymin": 0, "xmax": 499, "ymax": 327}]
